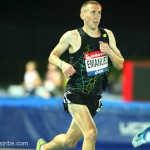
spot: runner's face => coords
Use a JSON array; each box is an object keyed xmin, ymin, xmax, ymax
[{"xmin": 84, "ymin": 4, "xmax": 102, "ymax": 30}]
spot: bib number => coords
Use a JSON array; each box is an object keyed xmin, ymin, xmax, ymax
[{"xmin": 84, "ymin": 51, "xmax": 108, "ymax": 76}]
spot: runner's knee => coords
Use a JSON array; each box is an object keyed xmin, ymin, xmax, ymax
[{"xmin": 84, "ymin": 128, "xmax": 98, "ymax": 141}]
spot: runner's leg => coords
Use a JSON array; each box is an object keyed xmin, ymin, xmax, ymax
[
  {"xmin": 43, "ymin": 118, "xmax": 83, "ymax": 150},
  {"xmin": 68, "ymin": 104, "xmax": 97, "ymax": 150}
]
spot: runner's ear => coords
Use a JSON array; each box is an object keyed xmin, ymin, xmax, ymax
[{"xmin": 80, "ymin": 13, "xmax": 85, "ymax": 20}]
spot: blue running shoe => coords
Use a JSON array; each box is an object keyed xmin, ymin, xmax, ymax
[
  {"xmin": 132, "ymin": 127, "xmax": 150, "ymax": 147},
  {"xmin": 132, "ymin": 132, "xmax": 146, "ymax": 148}
]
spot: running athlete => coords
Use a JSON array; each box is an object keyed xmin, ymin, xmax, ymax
[
  {"xmin": 132, "ymin": 127, "xmax": 150, "ymax": 148},
  {"xmin": 36, "ymin": 1, "xmax": 124, "ymax": 150}
]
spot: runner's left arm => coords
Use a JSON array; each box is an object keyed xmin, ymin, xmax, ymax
[{"xmin": 100, "ymin": 29, "xmax": 124, "ymax": 70}]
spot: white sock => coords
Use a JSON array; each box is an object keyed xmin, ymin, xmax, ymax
[{"xmin": 40, "ymin": 145, "xmax": 44, "ymax": 150}]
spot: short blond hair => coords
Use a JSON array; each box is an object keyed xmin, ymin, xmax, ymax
[{"xmin": 80, "ymin": 0, "xmax": 102, "ymax": 13}]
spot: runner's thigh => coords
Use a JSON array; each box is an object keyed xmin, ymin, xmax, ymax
[
  {"xmin": 68, "ymin": 104, "xmax": 96, "ymax": 134},
  {"xmin": 66, "ymin": 119, "xmax": 83, "ymax": 142}
]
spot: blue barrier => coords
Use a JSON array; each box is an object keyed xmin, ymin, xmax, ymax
[{"xmin": 0, "ymin": 96, "xmax": 150, "ymax": 150}]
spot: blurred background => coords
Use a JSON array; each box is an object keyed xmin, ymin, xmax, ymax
[{"xmin": 0, "ymin": 0, "xmax": 150, "ymax": 149}]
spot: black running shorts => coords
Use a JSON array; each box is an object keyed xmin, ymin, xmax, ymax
[{"xmin": 63, "ymin": 90, "xmax": 102, "ymax": 117}]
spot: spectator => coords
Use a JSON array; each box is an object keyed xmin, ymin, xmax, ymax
[
  {"xmin": 23, "ymin": 60, "xmax": 42, "ymax": 96},
  {"xmin": 44, "ymin": 63, "xmax": 64, "ymax": 97}
]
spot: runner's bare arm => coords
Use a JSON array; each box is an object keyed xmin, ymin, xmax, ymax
[
  {"xmin": 100, "ymin": 29, "xmax": 124, "ymax": 70},
  {"xmin": 48, "ymin": 31, "xmax": 76, "ymax": 77}
]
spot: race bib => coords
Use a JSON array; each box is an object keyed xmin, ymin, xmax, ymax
[{"xmin": 84, "ymin": 51, "xmax": 108, "ymax": 76}]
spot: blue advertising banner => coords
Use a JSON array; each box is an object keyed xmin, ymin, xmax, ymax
[{"xmin": 0, "ymin": 96, "xmax": 150, "ymax": 150}]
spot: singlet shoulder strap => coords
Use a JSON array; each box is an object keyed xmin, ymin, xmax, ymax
[
  {"xmin": 77, "ymin": 28, "xmax": 86, "ymax": 36},
  {"xmin": 99, "ymin": 28, "xmax": 107, "ymax": 34}
]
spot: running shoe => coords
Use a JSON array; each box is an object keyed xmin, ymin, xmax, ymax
[
  {"xmin": 132, "ymin": 132, "xmax": 146, "ymax": 148},
  {"xmin": 132, "ymin": 127, "xmax": 150, "ymax": 148},
  {"xmin": 36, "ymin": 138, "xmax": 46, "ymax": 150}
]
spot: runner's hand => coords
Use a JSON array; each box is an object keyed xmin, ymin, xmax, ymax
[
  {"xmin": 61, "ymin": 61, "xmax": 76, "ymax": 77},
  {"xmin": 99, "ymin": 41, "xmax": 110, "ymax": 54}
]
